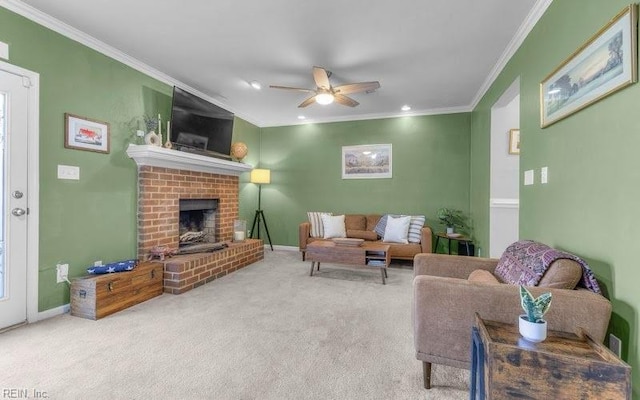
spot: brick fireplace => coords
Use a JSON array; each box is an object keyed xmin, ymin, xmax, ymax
[{"xmin": 128, "ymin": 145, "xmax": 263, "ymax": 294}]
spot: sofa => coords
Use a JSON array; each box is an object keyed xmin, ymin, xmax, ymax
[
  {"xmin": 299, "ymin": 214, "xmax": 433, "ymax": 261},
  {"xmin": 412, "ymin": 251, "xmax": 612, "ymax": 389}
]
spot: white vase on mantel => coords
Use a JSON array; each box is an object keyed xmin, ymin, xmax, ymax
[{"xmin": 518, "ymin": 315, "xmax": 547, "ymax": 343}]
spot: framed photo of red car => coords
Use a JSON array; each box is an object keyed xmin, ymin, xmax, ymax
[{"xmin": 64, "ymin": 113, "xmax": 110, "ymax": 154}]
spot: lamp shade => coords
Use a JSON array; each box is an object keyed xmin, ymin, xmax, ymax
[{"xmin": 250, "ymin": 168, "xmax": 271, "ymax": 184}]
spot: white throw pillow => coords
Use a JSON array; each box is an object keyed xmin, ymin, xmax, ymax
[
  {"xmin": 308, "ymin": 211, "xmax": 331, "ymax": 238},
  {"xmin": 322, "ymin": 214, "xmax": 346, "ymax": 239},
  {"xmin": 383, "ymin": 215, "xmax": 411, "ymax": 244}
]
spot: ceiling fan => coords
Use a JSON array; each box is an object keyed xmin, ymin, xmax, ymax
[{"xmin": 269, "ymin": 66, "xmax": 380, "ymax": 108}]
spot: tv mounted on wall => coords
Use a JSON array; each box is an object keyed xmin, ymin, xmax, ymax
[{"xmin": 170, "ymin": 86, "xmax": 234, "ymax": 160}]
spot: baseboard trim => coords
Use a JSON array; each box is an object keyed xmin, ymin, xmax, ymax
[
  {"xmin": 268, "ymin": 245, "xmax": 298, "ymax": 252},
  {"xmin": 36, "ymin": 303, "xmax": 70, "ymax": 322}
]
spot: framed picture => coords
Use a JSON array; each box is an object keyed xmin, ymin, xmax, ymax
[
  {"xmin": 342, "ymin": 144, "xmax": 392, "ymax": 179},
  {"xmin": 508, "ymin": 129, "xmax": 520, "ymax": 155},
  {"xmin": 540, "ymin": 4, "xmax": 637, "ymax": 128},
  {"xmin": 64, "ymin": 113, "xmax": 110, "ymax": 153}
]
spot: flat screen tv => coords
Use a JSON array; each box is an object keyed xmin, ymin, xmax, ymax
[{"xmin": 170, "ymin": 86, "xmax": 234, "ymax": 159}]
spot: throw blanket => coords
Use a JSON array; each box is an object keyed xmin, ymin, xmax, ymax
[{"xmin": 494, "ymin": 240, "xmax": 601, "ymax": 294}]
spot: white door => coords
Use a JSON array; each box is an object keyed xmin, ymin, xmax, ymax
[{"xmin": 0, "ymin": 69, "xmax": 29, "ymax": 329}]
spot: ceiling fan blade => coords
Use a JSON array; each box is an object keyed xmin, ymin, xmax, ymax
[
  {"xmin": 298, "ymin": 96, "xmax": 317, "ymax": 108},
  {"xmin": 334, "ymin": 94, "xmax": 359, "ymax": 107},
  {"xmin": 334, "ymin": 81, "xmax": 381, "ymax": 95},
  {"xmin": 312, "ymin": 66, "xmax": 331, "ymax": 90},
  {"xmin": 269, "ymin": 85, "xmax": 316, "ymax": 93}
]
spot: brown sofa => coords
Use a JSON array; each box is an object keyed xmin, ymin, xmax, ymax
[
  {"xmin": 299, "ymin": 214, "xmax": 433, "ymax": 261},
  {"xmin": 412, "ymin": 253, "xmax": 612, "ymax": 389}
]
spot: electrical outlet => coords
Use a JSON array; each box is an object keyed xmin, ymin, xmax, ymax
[
  {"xmin": 136, "ymin": 130, "xmax": 145, "ymax": 137},
  {"xmin": 94, "ymin": 260, "xmax": 102, "ymax": 266},
  {"xmin": 609, "ymin": 334, "xmax": 622, "ymax": 358},
  {"xmin": 56, "ymin": 263, "xmax": 69, "ymax": 283}
]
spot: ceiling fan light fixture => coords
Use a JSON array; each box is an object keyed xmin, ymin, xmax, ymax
[{"xmin": 315, "ymin": 93, "xmax": 334, "ymax": 105}]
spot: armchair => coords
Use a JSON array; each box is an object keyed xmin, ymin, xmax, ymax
[{"xmin": 412, "ymin": 253, "xmax": 612, "ymax": 389}]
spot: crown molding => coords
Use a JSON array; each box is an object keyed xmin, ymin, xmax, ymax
[
  {"xmin": 469, "ymin": 0, "xmax": 553, "ymax": 110},
  {"xmin": 0, "ymin": 0, "xmax": 262, "ymax": 127},
  {"xmin": 260, "ymin": 105, "xmax": 472, "ymax": 128}
]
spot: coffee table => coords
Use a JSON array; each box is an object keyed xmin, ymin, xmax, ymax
[{"xmin": 305, "ymin": 241, "xmax": 391, "ymax": 284}]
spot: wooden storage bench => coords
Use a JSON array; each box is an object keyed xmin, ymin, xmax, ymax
[{"xmin": 71, "ymin": 261, "xmax": 163, "ymax": 320}]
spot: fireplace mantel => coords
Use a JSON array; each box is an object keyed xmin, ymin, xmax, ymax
[{"xmin": 126, "ymin": 144, "xmax": 253, "ymax": 176}]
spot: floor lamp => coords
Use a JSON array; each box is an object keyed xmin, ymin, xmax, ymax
[{"xmin": 250, "ymin": 168, "xmax": 273, "ymax": 251}]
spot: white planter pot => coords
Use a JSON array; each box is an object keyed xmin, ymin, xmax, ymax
[
  {"xmin": 446, "ymin": 226, "xmax": 454, "ymax": 234},
  {"xmin": 518, "ymin": 315, "xmax": 547, "ymax": 343}
]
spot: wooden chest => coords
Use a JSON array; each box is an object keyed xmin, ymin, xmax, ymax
[{"xmin": 70, "ymin": 261, "xmax": 163, "ymax": 320}]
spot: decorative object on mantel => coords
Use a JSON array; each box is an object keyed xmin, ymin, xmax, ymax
[
  {"xmin": 143, "ymin": 115, "xmax": 162, "ymax": 146},
  {"xmin": 230, "ymin": 142, "xmax": 248, "ymax": 162},
  {"xmin": 64, "ymin": 113, "xmax": 110, "ymax": 154},
  {"xmin": 518, "ymin": 285, "xmax": 552, "ymax": 343},
  {"xmin": 146, "ymin": 245, "xmax": 177, "ymax": 261},
  {"xmin": 508, "ymin": 128, "xmax": 520, "ymax": 155},
  {"xmin": 540, "ymin": 4, "xmax": 638, "ymax": 128}
]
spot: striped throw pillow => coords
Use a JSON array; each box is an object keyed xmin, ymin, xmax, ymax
[
  {"xmin": 307, "ymin": 212, "xmax": 331, "ymax": 238},
  {"xmin": 408, "ymin": 215, "xmax": 426, "ymax": 243}
]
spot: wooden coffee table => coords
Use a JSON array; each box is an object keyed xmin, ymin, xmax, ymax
[{"xmin": 305, "ymin": 241, "xmax": 391, "ymax": 284}]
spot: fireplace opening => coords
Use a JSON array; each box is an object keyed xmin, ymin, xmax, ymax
[{"xmin": 179, "ymin": 199, "xmax": 218, "ymax": 248}]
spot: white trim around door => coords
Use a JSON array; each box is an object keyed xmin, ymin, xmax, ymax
[{"xmin": 0, "ymin": 61, "xmax": 39, "ymax": 323}]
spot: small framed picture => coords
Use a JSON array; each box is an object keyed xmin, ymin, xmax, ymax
[
  {"xmin": 64, "ymin": 113, "xmax": 110, "ymax": 154},
  {"xmin": 509, "ymin": 129, "xmax": 520, "ymax": 155}
]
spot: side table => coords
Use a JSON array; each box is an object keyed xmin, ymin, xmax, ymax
[
  {"xmin": 434, "ymin": 232, "xmax": 473, "ymax": 255},
  {"xmin": 471, "ymin": 313, "xmax": 631, "ymax": 399}
]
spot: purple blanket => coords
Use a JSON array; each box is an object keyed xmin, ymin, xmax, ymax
[{"xmin": 494, "ymin": 240, "xmax": 601, "ymax": 294}]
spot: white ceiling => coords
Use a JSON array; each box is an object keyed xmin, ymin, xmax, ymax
[{"xmin": 11, "ymin": 0, "xmax": 544, "ymax": 127}]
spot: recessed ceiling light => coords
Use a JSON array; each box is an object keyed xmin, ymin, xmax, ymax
[
  {"xmin": 249, "ymin": 80, "xmax": 262, "ymax": 90},
  {"xmin": 297, "ymin": 115, "xmax": 306, "ymax": 120},
  {"xmin": 401, "ymin": 105, "xmax": 411, "ymax": 111}
]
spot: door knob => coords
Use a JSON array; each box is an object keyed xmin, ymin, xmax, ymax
[
  {"xmin": 11, "ymin": 208, "xmax": 26, "ymax": 216},
  {"xmin": 12, "ymin": 191, "xmax": 23, "ymax": 199}
]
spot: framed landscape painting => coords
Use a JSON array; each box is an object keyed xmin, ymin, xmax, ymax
[
  {"xmin": 64, "ymin": 113, "xmax": 110, "ymax": 153},
  {"xmin": 540, "ymin": 4, "xmax": 637, "ymax": 128},
  {"xmin": 342, "ymin": 144, "xmax": 392, "ymax": 179}
]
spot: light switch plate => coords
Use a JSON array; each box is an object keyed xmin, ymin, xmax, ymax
[
  {"xmin": 57, "ymin": 165, "xmax": 80, "ymax": 180},
  {"xmin": 524, "ymin": 170, "xmax": 534, "ymax": 186},
  {"xmin": 541, "ymin": 167, "xmax": 548, "ymax": 184}
]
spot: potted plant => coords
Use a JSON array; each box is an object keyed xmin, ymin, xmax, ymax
[
  {"xmin": 519, "ymin": 285, "xmax": 552, "ymax": 343},
  {"xmin": 436, "ymin": 208, "xmax": 465, "ymax": 234}
]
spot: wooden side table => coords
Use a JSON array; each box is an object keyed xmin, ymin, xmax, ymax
[
  {"xmin": 471, "ymin": 313, "xmax": 631, "ymax": 399},
  {"xmin": 434, "ymin": 232, "xmax": 473, "ymax": 255}
]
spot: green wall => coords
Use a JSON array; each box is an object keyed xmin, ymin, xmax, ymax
[
  {"xmin": 470, "ymin": 1, "xmax": 639, "ymax": 396},
  {"xmin": 0, "ymin": 8, "xmax": 259, "ymax": 311},
  {"xmin": 257, "ymin": 114, "xmax": 471, "ymax": 246}
]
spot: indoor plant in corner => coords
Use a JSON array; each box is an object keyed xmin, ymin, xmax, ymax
[
  {"xmin": 436, "ymin": 208, "xmax": 465, "ymax": 235},
  {"xmin": 519, "ymin": 285, "xmax": 552, "ymax": 343}
]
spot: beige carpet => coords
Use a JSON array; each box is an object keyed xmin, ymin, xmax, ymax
[{"xmin": 0, "ymin": 250, "xmax": 469, "ymax": 399}]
